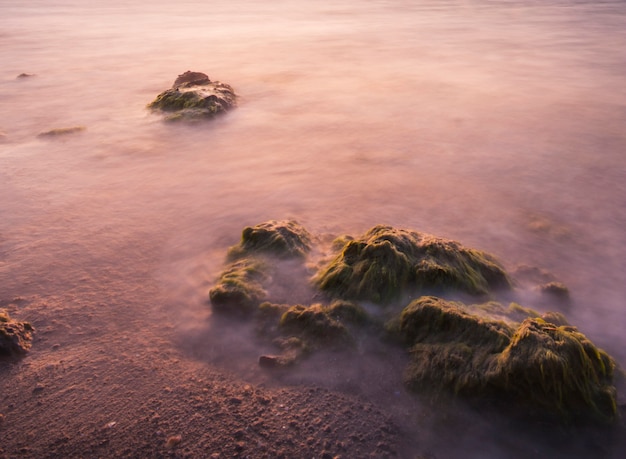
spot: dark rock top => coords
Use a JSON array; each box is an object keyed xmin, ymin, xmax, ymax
[{"xmin": 173, "ymin": 71, "xmax": 211, "ymax": 88}]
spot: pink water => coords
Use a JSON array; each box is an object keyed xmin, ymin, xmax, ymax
[{"xmin": 1, "ymin": 0, "xmax": 625, "ymax": 456}]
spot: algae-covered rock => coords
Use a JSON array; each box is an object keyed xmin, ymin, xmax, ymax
[
  {"xmin": 37, "ymin": 126, "xmax": 86, "ymax": 137},
  {"xmin": 209, "ymin": 221, "xmax": 312, "ymax": 316},
  {"xmin": 400, "ymin": 297, "xmax": 513, "ymax": 394},
  {"xmin": 492, "ymin": 318, "xmax": 616, "ymax": 423},
  {"xmin": 279, "ymin": 303, "xmax": 353, "ymax": 348},
  {"xmin": 228, "ymin": 220, "xmax": 312, "ymax": 260},
  {"xmin": 209, "ymin": 259, "xmax": 268, "ymax": 315},
  {"xmin": 315, "ymin": 225, "xmax": 511, "ymax": 304},
  {"xmin": 398, "ymin": 297, "xmax": 618, "ymax": 423},
  {"xmin": 148, "ymin": 71, "xmax": 236, "ymax": 121},
  {"xmin": 399, "ymin": 296, "xmax": 513, "ymax": 350},
  {"xmin": 0, "ymin": 310, "xmax": 34, "ymax": 358}
]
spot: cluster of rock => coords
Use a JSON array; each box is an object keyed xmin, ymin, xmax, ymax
[
  {"xmin": 147, "ymin": 71, "xmax": 237, "ymax": 121},
  {"xmin": 208, "ymin": 220, "xmax": 619, "ymax": 424}
]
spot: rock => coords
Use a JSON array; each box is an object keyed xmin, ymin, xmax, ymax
[
  {"xmin": 17, "ymin": 73, "xmax": 35, "ymax": 79},
  {"xmin": 539, "ymin": 281, "xmax": 570, "ymax": 301},
  {"xmin": 147, "ymin": 70, "xmax": 236, "ymax": 121},
  {"xmin": 0, "ymin": 310, "xmax": 34, "ymax": 358},
  {"xmin": 228, "ymin": 220, "xmax": 313, "ymax": 260},
  {"xmin": 314, "ymin": 225, "xmax": 511, "ymax": 304},
  {"xmin": 209, "ymin": 221, "xmax": 312, "ymax": 315},
  {"xmin": 398, "ymin": 296, "xmax": 617, "ymax": 423},
  {"xmin": 173, "ymin": 71, "xmax": 210, "ymax": 88},
  {"xmin": 492, "ymin": 317, "xmax": 616, "ymax": 423},
  {"xmin": 209, "ymin": 259, "xmax": 268, "ymax": 315},
  {"xmin": 37, "ymin": 126, "xmax": 86, "ymax": 137},
  {"xmin": 279, "ymin": 304, "xmax": 353, "ymax": 349}
]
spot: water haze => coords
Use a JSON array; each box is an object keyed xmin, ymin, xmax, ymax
[{"xmin": 1, "ymin": 1, "xmax": 625, "ymax": 457}]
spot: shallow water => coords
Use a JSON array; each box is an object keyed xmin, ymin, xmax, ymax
[{"xmin": 1, "ymin": 0, "xmax": 626, "ymax": 457}]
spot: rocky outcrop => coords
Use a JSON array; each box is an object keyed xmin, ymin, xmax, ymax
[
  {"xmin": 147, "ymin": 71, "xmax": 236, "ymax": 121},
  {"xmin": 0, "ymin": 310, "xmax": 34, "ymax": 358}
]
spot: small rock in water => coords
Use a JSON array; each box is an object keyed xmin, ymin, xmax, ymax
[
  {"xmin": 147, "ymin": 70, "xmax": 237, "ymax": 121},
  {"xmin": 17, "ymin": 73, "xmax": 35, "ymax": 78},
  {"xmin": 37, "ymin": 126, "xmax": 86, "ymax": 137}
]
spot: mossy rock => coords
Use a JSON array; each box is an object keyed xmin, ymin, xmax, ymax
[
  {"xmin": 398, "ymin": 297, "xmax": 618, "ymax": 423},
  {"xmin": 228, "ymin": 220, "xmax": 312, "ymax": 260},
  {"xmin": 279, "ymin": 303, "xmax": 353, "ymax": 348},
  {"xmin": 492, "ymin": 318, "xmax": 616, "ymax": 423},
  {"xmin": 399, "ymin": 296, "xmax": 513, "ymax": 350},
  {"xmin": 0, "ymin": 310, "xmax": 34, "ymax": 358},
  {"xmin": 209, "ymin": 259, "xmax": 268, "ymax": 315},
  {"xmin": 147, "ymin": 71, "xmax": 236, "ymax": 121},
  {"xmin": 314, "ymin": 225, "xmax": 511, "ymax": 304}
]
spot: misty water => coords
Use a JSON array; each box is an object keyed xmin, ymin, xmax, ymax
[{"xmin": 1, "ymin": 0, "xmax": 626, "ymax": 457}]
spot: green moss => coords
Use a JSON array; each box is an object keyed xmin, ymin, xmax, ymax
[
  {"xmin": 314, "ymin": 225, "xmax": 511, "ymax": 304},
  {"xmin": 474, "ymin": 301, "xmax": 541, "ymax": 324},
  {"xmin": 147, "ymin": 76, "xmax": 236, "ymax": 121},
  {"xmin": 279, "ymin": 303, "xmax": 353, "ymax": 348},
  {"xmin": 228, "ymin": 220, "xmax": 312, "ymax": 260},
  {"xmin": 209, "ymin": 259, "xmax": 268, "ymax": 315},
  {"xmin": 258, "ymin": 301, "xmax": 290, "ymax": 319},
  {"xmin": 397, "ymin": 297, "xmax": 618, "ymax": 423},
  {"xmin": 491, "ymin": 318, "xmax": 616, "ymax": 423},
  {"xmin": 327, "ymin": 300, "xmax": 369, "ymax": 325},
  {"xmin": 399, "ymin": 296, "xmax": 513, "ymax": 350}
]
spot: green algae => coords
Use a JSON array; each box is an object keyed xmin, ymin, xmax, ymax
[
  {"xmin": 205, "ymin": 222, "xmax": 620, "ymax": 423},
  {"xmin": 254, "ymin": 300, "xmax": 370, "ymax": 369},
  {"xmin": 279, "ymin": 303, "xmax": 353, "ymax": 348},
  {"xmin": 209, "ymin": 221, "xmax": 312, "ymax": 315},
  {"xmin": 208, "ymin": 259, "xmax": 268, "ymax": 315},
  {"xmin": 492, "ymin": 318, "xmax": 616, "ymax": 423},
  {"xmin": 314, "ymin": 225, "xmax": 511, "ymax": 304},
  {"xmin": 228, "ymin": 220, "xmax": 312, "ymax": 260},
  {"xmin": 397, "ymin": 297, "xmax": 618, "ymax": 423},
  {"xmin": 399, "ymin": 297, "xmax": 513, "ymax": 349},
  {"xmin": 147, "ymin": 71, "xmax": 236, "ymax": 121},
  {"xmin": 0, "ymin": 310, "xmax": 34, "ymax": 358}
]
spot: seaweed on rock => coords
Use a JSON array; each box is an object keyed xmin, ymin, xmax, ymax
[
  {"xmin": 397, "ymin": 297, "xmax": 618, "ymax": 423},
  {"xmin": 492, "ymin": 318, "xmax": 616, "ymax": 423},
  {"xmin": 147, "ymin": 71, "xmax": 236, "ymax": 121},
  {"xmin": 279, "ymin": 303, "xmax": 354, "ymax": 348},
  {"xmin": 0, "ymin": 310, "xmax": 34, "ymax": 358},
  {"xmin": 209, "ymin": 221, "xmax": 312, "ymax": 315},
  {"xmin": 314, "ymin": 225, "xmax": 511, "ymax": 304},
  {"xmin": 205, "ymin": 222, "xmax": 620, "ymax": 423},
  {"xmin": 208, "ymin": 259, "xmax": 268, "ymax": 315},
  {"xmin": 228, "ymin": 220, "xmax": 312, "ymax": 260}
]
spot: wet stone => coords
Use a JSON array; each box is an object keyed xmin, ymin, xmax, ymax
[{"xmin": 147, "ymin": 70, "xmax": 237, "ymax": 121}]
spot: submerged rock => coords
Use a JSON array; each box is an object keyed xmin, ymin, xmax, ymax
[
  {"xmin": 399, "ymin": 297, "xmax": 617, "ymax": 423},
  {"xmin": 209, "ymin": 221, "xmax": 312, "ymax": 315},
  {"xmin": 0, "ymin": 310, "xmax": 34, "ymax": 358},
  {"xmin": 147, "ymin": 71, "xmax": 236, "ymax": 121},
  {"xmin": 493, "ymin": 317, "xmax": 616, "ymax": 422},
  {"xmin": 37, "ymin": 126, "xmax": 86, "ymax": 137},
  {"xmin": 209, "ymin": 259, "xmax": 268, "ymax": 315},
  {"xmin": 228, "ymin": 220, "xmax": 313, "ymax": 260},
  {"xmin": 314, "ymin": 225, "xmax": 511, "ymax": 304},
  {"xmin": 205, "ymin": 221, "xmax": 620, "ymax": 423}
]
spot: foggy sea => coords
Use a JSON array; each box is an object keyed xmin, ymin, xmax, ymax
[{"xmin": 1, "ymin": 0, "xmax": 626, "ymax": 457}]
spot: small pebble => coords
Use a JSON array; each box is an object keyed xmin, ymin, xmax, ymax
[
  {"xmin": 33, "ymin": 383, "xmax": 45, "ymax": 394},
  {"xmin": 166, "ymin": 435, "xmax": 182, "ymax": 448}
]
